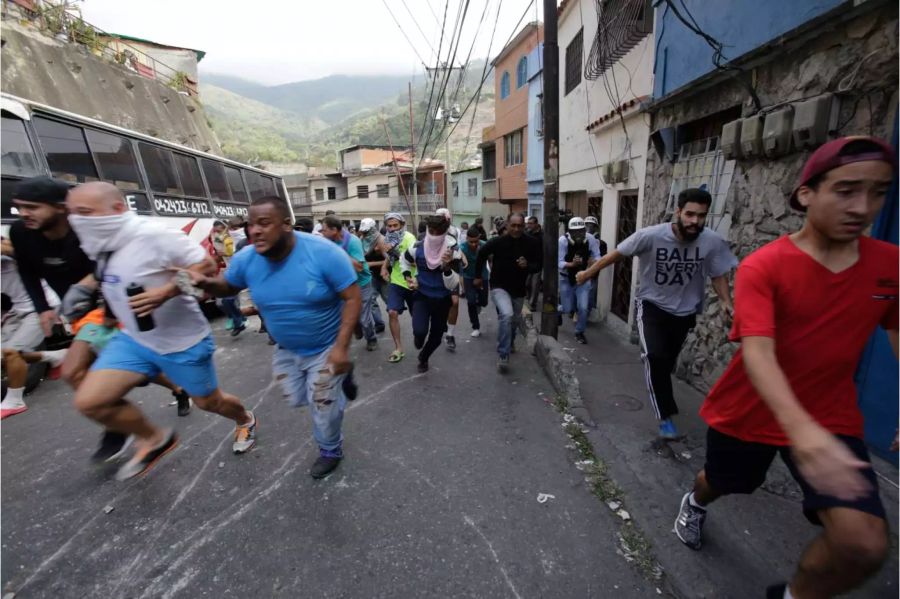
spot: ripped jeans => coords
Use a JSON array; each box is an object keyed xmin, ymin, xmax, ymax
[{"xmin": 272, "ymin": 344, "xmax": 347, "ymax": 458}]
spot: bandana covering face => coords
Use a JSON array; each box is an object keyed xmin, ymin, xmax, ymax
[
  {"xmin": 69, "ymin": 211, "xmax": 141, "ymax": 260},
  {"xmin": 424, "ymin": 232, "xmax": 446, "ymax": 270},
  {"xmin": 362, "ymin": 228, "xmax": 379, "ymax": 254}
]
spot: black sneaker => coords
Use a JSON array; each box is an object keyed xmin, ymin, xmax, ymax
[
  {"xmin": 91, "ymin": 430, "xmax": 132, "ymax": 464},
  {"xmin": 417, "ymin": 361, "xmax": 429, "ymax": 373},
  {"xmin": 115, "ymin": 429, "xmax": 179, "ymax": 481},
  {"xmin": 173, "ymin": 389, "xmax": 191, "ymax": 417},
  {"xmin": 230, "ymin": 322, "xmax": 247, "ymax": 337},
  {"xmin": 674, "ymin": 492, "xmax": 707, "ymax": 550},
  {"xmin": 765, "ymin": 583, "xmax": 787, "ymax": 599},
  {"xmin": 310, "ymin": 455, "xmax": 341, "ymax": 479},
  {"xmin": 342, "ymin": 370, "xmax": 358, "ymax": 401},
  {"xmin": 366, "ymin": 339, "xmax": 378, "ymax": 351},
  {"xmin": 497, "ymin": 355, "xmax": 509, "ymax": 373},
  {"xmin": 575, "ymin": 332, "xmax": 587, "ymax": 344},
  {"xmin": 445, "ymin": 335, "xmax": 456, "ymax": 352},
  {"xmin": 375, "ymin": 323, "xmax": 386, "ymax": 334}
]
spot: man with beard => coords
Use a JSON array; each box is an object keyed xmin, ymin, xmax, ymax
[
  {"xmin": 558, "ymin": 217, "xmax": 601, "ymax": 344},
  {"xmin": 191, "ymin": 196, "xmax": 359, "ymax": 479},
  {"xmin": 68, "ymin": 183, "xmax": 255, "ymax": 480},
  {"xmin": 525, "ymin": 216, "xmax": 544, "ymax": 312},
  {"xmin": 577, "ymin": 188, "xmax": 737, "ymax": 439},
  {"xmin": 381, "ymin": 212, "xmax": 418, "ymax": 364}
]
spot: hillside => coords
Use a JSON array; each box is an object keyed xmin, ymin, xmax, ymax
[{"xmin": 199, "ymin": 65, "xmax": 495, "ymax": 171}]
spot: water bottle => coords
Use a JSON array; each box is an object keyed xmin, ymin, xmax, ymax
[{"xmin": 126, "ymin": 283, "xmax": 155, "ymax": 332}]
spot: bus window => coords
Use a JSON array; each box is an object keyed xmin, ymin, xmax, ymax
[
  {"xmin": 244, "ymin": 170, "xmax": 265, "ymax": 200},
  {"xmin": 1, "ymin": 115, "xmax": 41, "ymax": 178},
  {"xmin": 225, "ymin": 166, "xmax": 248, "ymax": 204},
  {"xmin": 261, "ymin": 175, "xmax": 278, "ymax": 198},
  {"xmin": 201, "ymin": 159, "xmax": 231, "ymax": 202},
  {"xmin": 32, "ymin": 116, "xmax": 99, "ymax": 183},
  {"xmin": 138, "ymin": 142, "xmax": 181, "ymax": 195},
  {"xmin": 173, "ymin": 153, "xmax": 205, "ymax": 198},
  {"xmin": 85, "ymin": 130, "xmax": 141, "ymax": 190},
  {"xmin": 123, "ymin": 191, "xmax": 153, "ymax": 215}
]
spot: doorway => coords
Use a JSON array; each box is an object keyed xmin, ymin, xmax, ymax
[{"xmin": 611, "ymin": 193, "xmax": 638, "ymax": 321}]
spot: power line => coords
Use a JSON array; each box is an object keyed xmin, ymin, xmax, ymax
[
  {"xmin": 399, "ymin": 0, "xmax": 439, "ymax": 60},
  {"xmin": 381, "ymin": 0, "xmax": 428, "ymax": 67},
  {"xmin": 417, "ymin": 0, "xmax": 452, "ymax": 149}
]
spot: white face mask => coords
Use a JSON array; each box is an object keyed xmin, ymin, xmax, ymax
[{"xmin": 69, "ymin": 211, "xmax": 138, "ymax": 260}]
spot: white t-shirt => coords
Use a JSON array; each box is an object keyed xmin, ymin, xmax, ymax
[
  {"xmin": 1, "ymin": 256, "xmax": 59, "ymax": 316},
  {"xmin": 101, "ymin": 221, "xmax": 210, "ymax": 354}
]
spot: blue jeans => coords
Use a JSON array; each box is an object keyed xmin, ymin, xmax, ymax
[
  {"xmin": 359, "ymin": 283, "xmax": 377, "ymax": 342},
  {"xmin": 559, "ymin": 275, "xmax": 591, "ymax": 334},
  {"xmin": 272, "ymin": 345, "xmax": 347, "ymax": 458},
  {"xmin": 219, "ymin": 296, "xmax": 245, "ymax": 327},
  {"xmin": 490, "ymin": 288, "xmax": 524, "ymax": 359},
  {"xmin": 371, "ymin": 276, "xmax": 386, "ymax": 327},
  {"xmin": 588, "ymin": 276, "xmax": 599, "ymax": 312}
]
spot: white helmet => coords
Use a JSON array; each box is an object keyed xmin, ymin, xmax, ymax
[
  {"xmin": 568, "ymin": 217, "xmax": 586, "ymax": 230},
  {"xmin": 436, "ymin": 207, "xmax": 451, "ymax": 220},
  {"xmin": 359, "ymin": 218, "xmax": 376, "ymax": 232},
  {"xmin": 584, "ymin": 216, "xmax": 599, "ymax": 226}
]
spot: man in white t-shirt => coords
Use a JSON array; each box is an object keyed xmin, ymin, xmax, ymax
[{"xmin": 66, "ymin": 182, "xmax": 257, "ymax": 481}]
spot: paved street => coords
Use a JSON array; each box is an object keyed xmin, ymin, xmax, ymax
[{"xmin": 1, "ymin": 309, "xmax": 656, "ymax": 599}]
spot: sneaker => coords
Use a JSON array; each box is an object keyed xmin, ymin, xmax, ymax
[
  {"xmin": 232, "ymin": 412, "xmax": 257, "ymax": 454},
  {"xmin": 659, "ymin": 419, "xmax": 678, "ymax": 440},
  {"xmin": 310, "ymin": 455, "xmax": 341, "ymax": 479},
  {"xmin": 375, "ymin": 323, "xmax": 386, "ymax": 334},
  {"xmin": 470, "ymin": 329, "xmax": 481, "ymax": 338},
  {"xmin": 173, "ymin": 389, "xmax": 191, "ymax": 417},
  {"xmin": 224, "ymin": 318, "xmax": 234, "ymax": 331},
  {"xmin": 366, "ymin": 339, "xmax": 378, "ymax": 351},
  {"xmin": 497, "ymin": 355, "xmax": 509, "ymax": 373},
  {"xmin": 115, "ymin": 429, "xmax": 178, "ymax": 481},
  {"xmin": 765, "ymin": 583, "xmax": 788, "ymax": 599},
  {"xmin": 0, "ymin": 405, "xmax": 28, "ymax": 419},
  {"xmin": 91, "ymin": 430, "xmax": 133, "ymax": 464},
  {"xmin": 417, "ymin": 361, "xmax": 429, "ymax": 373},
  {"xmin": 354, "ymin": 323, "xmax": 364, "ymax": 340},
  {"xmin": 230, "ymin": 322, "xmax": 246, "ymax": 337},
  {"xmin": 342, "ymin": 371, "xmax": 358, "ymax": 401},
  {"xmin": 674, "ymin": 492, "xmax": 707, "ymax": 550},
  {"xmin": 445, "ymin": 335, "xmax": 456, "ymax": 352},
  {"xmin": 575, "ymin": 332, "xmax": 587, "ymax": 344}
]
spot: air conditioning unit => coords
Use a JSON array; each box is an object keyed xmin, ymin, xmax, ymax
[
  {"xmin": 603, "ymin": 162, "xmax": 615, "ymax": 184},
  {"xmin": 612, "ymin": 160, "xmax": 628, "ymax": 183}
]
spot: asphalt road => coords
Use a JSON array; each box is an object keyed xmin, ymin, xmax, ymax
[{"xmin": 1, "ymin": 307, "xmax": 655, "ymax": 598}]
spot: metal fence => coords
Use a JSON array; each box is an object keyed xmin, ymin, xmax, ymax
[{"xmin": 390, "ymin": 194, "xmax": 445, "ymax": 214}]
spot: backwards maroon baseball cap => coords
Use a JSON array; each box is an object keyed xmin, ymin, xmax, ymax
[{"xmin": 789, "ymin": 136, "xmax": 897, "ymax": 211}]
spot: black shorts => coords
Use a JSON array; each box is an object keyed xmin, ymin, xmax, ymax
[{"xmin": 704, "ymin": 427, "xmax": 886, "ymax": 525}]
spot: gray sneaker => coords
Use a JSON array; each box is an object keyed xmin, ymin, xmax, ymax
[
  {"xmin": 232, "ymin": 411, "xmax": 257, "ymax": 454},
  {"xmin": 497, "ymin": 355, "xmax": 509, "ymax": 373},
  {"xmin": 674, "ymin": 492, "xmax": 707, "ymax": 550}
]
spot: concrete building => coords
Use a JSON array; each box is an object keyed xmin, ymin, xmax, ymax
[
  {"xmin": 525, "ymin": 41, "xmax": 545, "ymax": 222},
  {"xmin": 283, "ymin": 173, "xmax": 310, "ymax": 216},
  {"xmin": 449, "ymin": 166, "xmax": 483, "ymax": 227},
  {"xmin": 644, "ymin": 0, "xmax": 898, "ymax": 455},
  {"xmin": 482, "ymin": 22, "xmax": 544, "ymax": 216},
  {"xmin": 339, "ymin": 145, "xmax": 411, "ymax": 172},
  {"xmin": 308, "ymin": 172, "xmax": 347, "ymax": 204},
  {"xmin": 557, "ymin": 0, "xmax": 654, "ymax": 332},
  {"xmin": 97, "ymin": 33, "xmax": 205, "ymax": 97}
]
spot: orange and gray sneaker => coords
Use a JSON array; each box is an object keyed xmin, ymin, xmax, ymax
[
  {"xmin": 232, "ymin": 411, "xmax": 257, "ymax": 454},
  {"xmin": 115, "ymin": 429, "xmax": 179, "ymax": 481}
]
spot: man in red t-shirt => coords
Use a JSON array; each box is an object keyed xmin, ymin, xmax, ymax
[{"xmin": 673, "ymin": 137, "xmax": 898, "ymax": 599}]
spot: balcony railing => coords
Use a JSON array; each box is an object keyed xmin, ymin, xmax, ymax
[{"xmin": 390, "ymin": 194, "xmax": 444, "ymax": 214}]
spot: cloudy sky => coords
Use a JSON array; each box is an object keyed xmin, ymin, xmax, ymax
[{"xmin": 80, "ymin": 0, "xmax": 540, "ymax": 86}]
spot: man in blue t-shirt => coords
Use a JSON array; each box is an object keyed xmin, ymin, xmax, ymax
[{"xmin": 189, "ymin": 196, "xmax": 361, "ymax": 479}]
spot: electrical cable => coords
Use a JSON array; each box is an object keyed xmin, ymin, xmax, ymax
[
  {"xmin": 400, "ymin": 0, "xmax": 439, "ymax": 60},
  {"xmin": 380, "ymin": 0, "xmax": 429, "ymax": 68}
]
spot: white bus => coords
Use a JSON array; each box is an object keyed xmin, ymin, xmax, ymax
[{"xmin": 0, "ymin": 93, "xmax": 292, "ymax": 243}]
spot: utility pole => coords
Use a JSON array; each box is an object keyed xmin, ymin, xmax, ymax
[
  {"xmin": 408, "ymin": 82, "xmax": 418, "ymax": 228},
  {"xmin": 541, "ymin": 0, "xmax": 560, "ymax": 338},
  {"xmin": 426, "ymin": 64, "xmax": 463, "ymax": 215}
]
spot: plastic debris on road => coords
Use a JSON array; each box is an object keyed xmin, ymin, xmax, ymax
[
  {"xmin": 607, "ymin": 501, "xmax": 621, "ymax": 511},
  {"xmin": 103, "ymin": 505, "xmax": 115, "ymax": 514},
  {"xmin": 617, "ymin": 509, "xmax": 631, "ymax": 521},
  {"xmin": 536, "ymin": 493, "xmax": 556, "ymax": 504}
]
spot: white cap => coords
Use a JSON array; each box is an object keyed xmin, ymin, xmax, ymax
[
  {"xmin": 568, "ymin": 217, "xmax": 586, "ymax": 230},
  {"xmin": 436, "ymin": 207, "xmax": 451, "ymax": 220},
  {"xmin": 584, "ymin": 216, "xmax": 598, "ymax": 226},
  {"xmin": 359, "ymin": 218, "xmax": 376, "ymax": 232}
]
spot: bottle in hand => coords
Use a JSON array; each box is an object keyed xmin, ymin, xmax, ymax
[{"xmin": 125, "ymin": 283, "xmax": 156, "ymax": 332}]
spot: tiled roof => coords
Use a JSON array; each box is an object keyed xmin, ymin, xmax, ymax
[{"xmin": 585, "ymin": 96, "xmax": 648, "ymax": 132}]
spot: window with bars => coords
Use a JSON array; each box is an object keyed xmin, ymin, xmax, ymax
[
  {"xmin": 452, "ymin": 181, "xmax": 459, "ymax": 197},
  {"xmin": 467, "ymin": 178, "xmax": 477, "ymax": 197},
  {"xmin": 315, "ymin": 188, "xmax": 324, "ymax": 202},
  {"xmin": 327, "ymin": 187, "xmax": 336, "ymax": 200},
  {"xmin": 357, "ymin": 185, "xmax": 369, "ymax": 199},
  {"xmin": 565, "ymin": 29, "xmax": 583, "ymax": 95},
  {"xmin": 504, "ymin": 130, "xmax": 523, "ymax": 167},
  {"xmin": 377, "ymin": 184, "xmax": 389, "ymax": 198}
]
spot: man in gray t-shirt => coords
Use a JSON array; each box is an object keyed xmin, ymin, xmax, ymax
[{"xmin": 576, "ymin": 188, "xmax": 737, "ymax": 440}]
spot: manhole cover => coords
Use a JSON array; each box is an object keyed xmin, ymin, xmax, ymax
[{"xmin": 607, "ymin": 394, "xmax": 643, "ymax": 412}]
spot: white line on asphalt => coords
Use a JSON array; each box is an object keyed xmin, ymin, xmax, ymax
[{"xmin": 463, "ymin": 515, "xmax": 524, "ymax": 599}]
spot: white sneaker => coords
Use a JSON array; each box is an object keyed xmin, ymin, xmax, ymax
[{"xmin": 470, "ymin": 329, "xmax": 481, "ymax": 337}]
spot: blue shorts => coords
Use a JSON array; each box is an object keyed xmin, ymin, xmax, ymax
[
  {"xmin": 386, "ymin": 283, "xmax": 416, "ymax": 314},
  {"xmin": 91, "ymin": 333, "xmax": 219, "ymax": 398}
]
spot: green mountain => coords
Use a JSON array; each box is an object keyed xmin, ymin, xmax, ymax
[{"xmin": 200, "ymin": 65, "xmax": 495, "ymax": 171}]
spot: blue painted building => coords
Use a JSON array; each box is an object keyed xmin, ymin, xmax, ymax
[{"xmin": 525, "ymin": 42, "xmax": 544, "ymax": 221}]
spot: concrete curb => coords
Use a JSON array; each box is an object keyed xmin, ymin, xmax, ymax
[{"xmin": 524, "ymin": 312, "xmax": 595, "ymax": 427}]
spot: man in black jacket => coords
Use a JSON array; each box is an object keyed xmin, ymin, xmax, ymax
[
  {"xmin": 474, "ymin": 214, "xmax": 541, "ymax": 372},
  {"xmin": 525, "ymin": 216, "xmax": 543, "ymax": 311}
]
